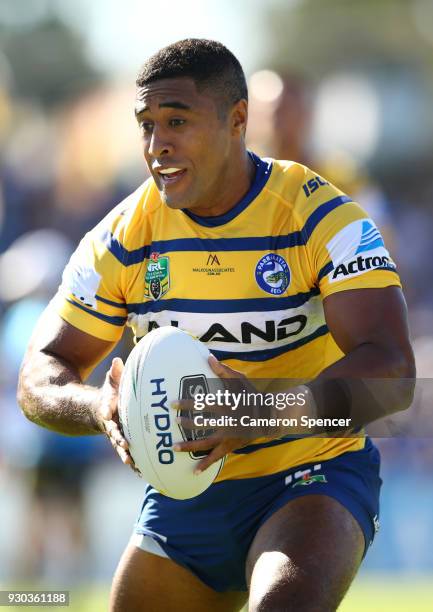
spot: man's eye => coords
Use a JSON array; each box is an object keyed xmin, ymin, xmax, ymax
[
  {"xmin": 140, "ymin": 123, "xmax": 153, "ymax": 134},
  {"xmin": 169, "ymin": 119, "xmax": 186, "ymax": 127}
]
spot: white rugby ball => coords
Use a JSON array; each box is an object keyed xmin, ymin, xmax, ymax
[{"xmin": 118, "ymin": 326, "xmax": 225, "ymax": 499}]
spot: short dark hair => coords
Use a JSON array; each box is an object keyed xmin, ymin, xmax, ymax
[{"xmin": 136, "ymin": 39, "xmax": 248, "ymax": 113}]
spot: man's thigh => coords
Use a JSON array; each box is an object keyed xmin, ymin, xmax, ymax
[
  {"xmin": 110, "ymin": 542, "xmax": 247, "ymax": 612},
  {"xmin": 246, "ymin": 495, "xmax": 365, "ymax": 612}
]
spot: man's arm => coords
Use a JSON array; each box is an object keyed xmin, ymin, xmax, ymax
[
  {"xmin": 322, "ymin": 285, "xmax": 415, "ymax": 380},
  {"xmin": 306, "ymin": 285, "xmax": 416, "ymax": 424},
  {"xmin": 17, "ymin": 307, "xmax": 130, "ymax": 462}
]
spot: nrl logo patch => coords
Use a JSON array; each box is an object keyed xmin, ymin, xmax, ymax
[{"xmin": 144, "ymin": 252, "xmax": 170, "ymax": 300}]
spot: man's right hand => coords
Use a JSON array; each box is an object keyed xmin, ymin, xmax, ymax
[
  {"xmin": 99, "ymin": 357, "xmax": 136, "ymax": 469},
  {"xmin": 19, "ymin": 312, "xmax": 140, "ymax": 465}
]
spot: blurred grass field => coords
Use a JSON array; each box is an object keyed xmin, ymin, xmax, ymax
[
  {"xmin": 339, "ymin": 577, "xmax": 433, "ymax": 612},
  {"xmin": 2, "ymin": 577, "xmax": 433, "ymax": 611}
]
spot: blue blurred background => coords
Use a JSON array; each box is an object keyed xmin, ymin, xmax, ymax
[{"xmin": 1, "ymin": 1, "xmax": 433, "ymax": 609}]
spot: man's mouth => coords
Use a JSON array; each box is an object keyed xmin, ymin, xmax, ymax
[{"xmin": 157, "ymin": 167, "xmax": 187, "ymax": 185}]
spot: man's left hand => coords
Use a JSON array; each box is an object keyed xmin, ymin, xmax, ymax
[{"xmin": 172, "ymin": 355, "xmax": 255, "ymax": 474}]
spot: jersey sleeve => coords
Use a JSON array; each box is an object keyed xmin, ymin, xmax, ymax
[
  {"xmin": 297, "ymin": 169, "xmax": 401, "ymax": 298},
  {"xmin": 52, "ymin": 222, "xmax": 128, "ymax": 342}
]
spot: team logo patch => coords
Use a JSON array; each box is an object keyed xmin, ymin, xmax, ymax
[
  {"xmin": 291, "ymin": 473, "xmax": 327, "ymax": 487},
  {"xmin": 255, "ymin": 253, "xmax": 290, "ymax": 295},
  {"xmin": 144, "ymin": 252, "xmax": 170, "ymax": 300},
  {"xmin": 284, "ymin": 464, "xmax": 326, "ymax": 487}
]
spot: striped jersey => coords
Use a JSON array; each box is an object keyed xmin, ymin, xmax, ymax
[{"xmin": 54, "ymin": 152, "xmax": 400, "ymax": 480}]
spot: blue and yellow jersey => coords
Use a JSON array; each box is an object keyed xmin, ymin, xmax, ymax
[{"xmin": 53, "ymin": 153, "xmax": 400, "ymax": 480}]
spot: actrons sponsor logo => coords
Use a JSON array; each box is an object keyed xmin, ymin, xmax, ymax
[{"xmin": 332, "ymin": 255, "xmax": 395, "ymax": 279}]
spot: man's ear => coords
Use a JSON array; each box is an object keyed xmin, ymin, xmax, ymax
[{"xmin": 231, "ymin": 99, "xmax": 248, "ymax": 136}]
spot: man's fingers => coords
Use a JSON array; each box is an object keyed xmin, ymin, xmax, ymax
[
  {"xmin": 171, "ymin": 399, "xmax": 195, "ymax": 411},
  {"xmin": 110, "ymin": 437, "xmax": 134, "ymax": 466},
  {"xmin": 175, "ymin": 415, "xmax": 196, "ymax": 431},
  {"xmin": 101, "ymin": 358, "xmax": 125, "ymax": 420},
  {"xmin": 118, "ymin": 447, "xmax": 133, "ymax": 464},
  {"xmin": 194, "ymin": 445, "xmax": 226, "ymax": 474},
  {"xmin": 109, "ymin": 357, "xmax": 124, "ymax": 387},
  {"xmin": 173, "ymin": 400, "xmax": 228, "ymax": 419},
  {"xmin": 208, "ymin": 354, "xmax": 241, "ymax": 379},
  {"xmin": 105, "ymin": 419, "xmax": 129, "ymax": 449},
  {"xmin": 113, "ymin": 440, "xmax": 133, "ymax": 466},
  {"xmin": 100, "ymin": 403, "xmax": 113, "ymax": 421},
  {"xmin": 173, "ymin": 434, "xmax": 221, "ymax": 452},
  {"xmin": 105, "ymin": 424, "xmax": 136, "ymax": 469},
  {"xmin": 101, "ymin": 363, "xmax": 138, "ymax": 475},
  {"xmin": 208, "ymin": 355, "xmax": 248, "ymax": 397}
]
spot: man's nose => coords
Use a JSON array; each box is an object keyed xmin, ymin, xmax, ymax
[{"xmin": 148, "ymin": 126, "xmax": 174, "ymax": 158}]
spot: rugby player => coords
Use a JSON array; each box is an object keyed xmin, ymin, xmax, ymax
[{"xmin": 18, "ymin": 39, "xmax": 415, "ymax": 611}]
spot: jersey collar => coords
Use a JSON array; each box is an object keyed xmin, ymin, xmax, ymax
[{"xmin": 181, "ymin": 152, "xmax": 273, "ymax": 228}]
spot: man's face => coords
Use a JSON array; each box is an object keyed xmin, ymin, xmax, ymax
[{"xmin": 135, "ymin": 77, "xmax": 235, "ymax": 210}]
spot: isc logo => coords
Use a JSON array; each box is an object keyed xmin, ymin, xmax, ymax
[{"xmin": 302, "ymin": 176, "xmax": 329, "ymax": 198}]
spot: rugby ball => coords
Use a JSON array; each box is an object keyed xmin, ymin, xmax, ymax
[{"xmin": 118, "ymin": 326, "xmax": 225, "ymax": 499}]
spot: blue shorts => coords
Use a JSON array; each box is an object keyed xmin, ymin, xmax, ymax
[{"xmin": 134, "ymin": 438, "xmax": 381, "ymax": 592}]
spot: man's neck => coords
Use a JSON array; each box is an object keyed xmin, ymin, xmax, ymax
[{"xmin": 190, "ymin": 150, "xmax": 256, "ymax": 217}]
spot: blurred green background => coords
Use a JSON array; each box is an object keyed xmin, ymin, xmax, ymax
[
  {"xmin": 7, "ymin": 577, "xmax": 433, "ymax": 612},
  {"xmin": 1, "ymin": 1, "xmax": 433, "ymax": 610}
]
